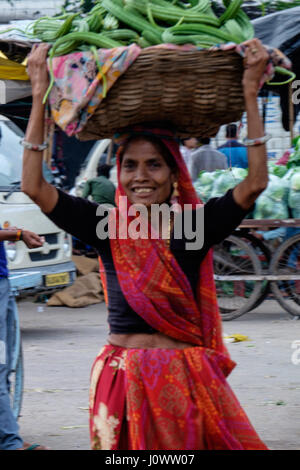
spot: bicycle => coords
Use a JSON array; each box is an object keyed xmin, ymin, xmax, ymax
[
  {"xmin": 214, "ymin": 234, "xmax": 265, "ymax": 321},
  {"xmin": 269, "ymin": 232, "xmax": 300, "ymax": 317},
  {"xmin": 214, "ymin": 219, "xmax": 300, "ymax": 321}
]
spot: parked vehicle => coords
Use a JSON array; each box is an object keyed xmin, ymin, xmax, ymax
[
  {"xmin": 72, "ymin": 138, "xmax": 117, "ymax": 197},
  {"xmin": 0, "ymin": 115, "xmax": 76, "ymax": 295}
]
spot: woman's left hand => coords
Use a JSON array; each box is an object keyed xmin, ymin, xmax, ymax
[{"xmin": 242, "ymin": 38, "xmax": 269, "ymax": 95}]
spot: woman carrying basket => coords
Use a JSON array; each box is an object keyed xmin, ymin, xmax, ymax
[{"xmin": 22, "ymin": 39, "xmax": 268, "ymax": 450}]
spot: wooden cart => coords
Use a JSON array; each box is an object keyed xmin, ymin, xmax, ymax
[{"xmin": 213, "ymin": 219, "xmax": 300, "ymax": 320}]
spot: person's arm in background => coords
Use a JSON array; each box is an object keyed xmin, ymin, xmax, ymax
[
  {"xmin": 233, "ymin": 39, "xmax": 269, "ymax": 210},
  {"xmin": 21, "ymin": 43, "xmax": 58, "ymax": 214},
  {"xmin": 0, "ymin": 229, "xmax": 44, "ymax": 248}
]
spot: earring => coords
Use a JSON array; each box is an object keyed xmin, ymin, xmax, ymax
[
  {"xmin": 170, "ymin": 181, "xmax": 179, "ymax": 205},
  {"xmin": 173, "ymin": 182, "xmax": 179, "ymax": 198}
]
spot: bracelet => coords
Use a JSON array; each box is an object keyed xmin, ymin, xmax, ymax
[
  {"xmin": 243, "ymin": 134, "xmax": 271, "ymax": 146},
  {"xmin": 20, "ymin": 139, "xmax": 48, "ymax": 152},
  {"xmin": 15, "ymin": 229, "xmax": 22, "ymax": 242}
]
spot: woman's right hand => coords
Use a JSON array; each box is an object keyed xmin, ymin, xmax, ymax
[{"xmin": 26, "ymin": 43, "xmax": 51, "ymax": 100}]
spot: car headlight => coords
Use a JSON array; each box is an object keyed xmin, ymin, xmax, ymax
[
  {"xmin": 5, "ymin": 241, "xmax": 17, "ymax": 261},
  {"xmin": 63, "ymin": 233, "xmax": 71, "ymax": 256}
]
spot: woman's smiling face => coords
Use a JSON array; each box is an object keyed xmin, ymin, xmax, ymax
[{"xmin": 119, "ymin": 137, "xmax": 177, "ymax": 208}]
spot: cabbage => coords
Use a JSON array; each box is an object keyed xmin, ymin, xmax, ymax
[
  {"xmin": 194, "ymin": 171, "xmax": 216, "ymax": 202},
  {"xmin": 288, "ymin": 190, "xmax": 300, "ymax": 209},
  {"xmin": 198, "ymin": 171, "xmax": 215, "ymax": 186},
  {"xmin": 210, "ymin": 172, "xmax": 237, "ymax": 198},
  {"xmin": 290, "ymin": 172, "xmax": 300, "ymax": 191},
  {"xmin": 266, "ymin": 175, "xmax": 287, "ymax": 202},
  {"xmin": 288, "ymin": 172, "xmax": 300, "ymax": 218},
  {"xmin": 268, "ymin": 161, "xmax": 287, "ymax": 178},
  {"xmin": 254, "ymin": 193, "xmax": 289, "ymax": 219},
  {"xmin": 282, "ymin": 168, "xmax": 298, "ymax": 181},
  {"xmin": 230, "ymin": 167, "xmax": 248, "ymax": 180},
  {"xmin": 273, "ymin": 165, "xmax": 288, "ymax": 178},
  {"xmin": 254, "ymin": 178, "xmax": 289, "ymax": 219}
]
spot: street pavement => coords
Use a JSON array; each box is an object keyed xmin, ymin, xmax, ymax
[{"xmin": 16, "ymin": 297, "xmax": 300, "ymax": 451}]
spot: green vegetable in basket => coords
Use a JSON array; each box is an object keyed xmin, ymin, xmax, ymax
[
  {"xmin": 101, "ymin": 0, "xmax": 163, "ymax": 44},
  {"xmin": 162, "ymin": 23, "xmax": 241, "ymax": 45},
  {"xmin": 124, "ymin": 0, "xmax": 220, "ymax": 26},
  {"xmin": 2, "ymin": 0, "xmax": 272, "ymax": 105},
  {"xmin": 4, "ymin": 0, "xmax": 256, "ymax": 54},
  {"xmin": 103, "ymin": 13, "xmax": 119, "ymax": 30}
]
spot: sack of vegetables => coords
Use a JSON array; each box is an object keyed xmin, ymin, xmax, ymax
[{"xmin": 2, "ymin": 0, "xmax": 292, "ymax": 139}]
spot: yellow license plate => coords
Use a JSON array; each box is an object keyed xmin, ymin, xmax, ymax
[{"xmin": 45, "ymin": 272, "xmax": 70, "ymax": 287}]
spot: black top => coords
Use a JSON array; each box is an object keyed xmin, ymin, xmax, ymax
[{"xmin": 46, "ymin": 189, "xmax": 250, "ymax": 334}]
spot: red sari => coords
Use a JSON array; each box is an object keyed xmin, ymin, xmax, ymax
[{"xmin": 90, "ymin": 126, "xmax": 267, "ymax": 450}]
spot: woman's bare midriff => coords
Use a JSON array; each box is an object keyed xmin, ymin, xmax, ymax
[{"xmin": 108, "ymin": 333, "xmax": 195, "ymax": 349}]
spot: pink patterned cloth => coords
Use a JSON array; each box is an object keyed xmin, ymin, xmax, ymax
[
  {"xmin": 47, "ymin": 42, "xmax": 291, "ymax": 137},
  {"xmin": 48, "ymin": 44, "xmax": 141, "ymax": 135}
]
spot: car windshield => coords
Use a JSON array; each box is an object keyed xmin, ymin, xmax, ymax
[{"xmin": 0, "ymin": 117, "xmax": 24, "ymax": 188}]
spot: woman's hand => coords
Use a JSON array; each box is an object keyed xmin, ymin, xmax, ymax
[
  {"xmin": 242, "ymin": 38, "xmax": 269, "ymax": 97},
  {"xmin": 26, "ymin": 43, "xmax": 51, "ymax": 100}
]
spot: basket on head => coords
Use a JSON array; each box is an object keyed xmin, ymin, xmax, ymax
[{"xmin": 77, "ymin": 47, "xmax": 245, "ymax": 141}]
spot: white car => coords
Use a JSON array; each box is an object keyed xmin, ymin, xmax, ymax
[
  {"xmin": 0, "ymin": 116, "xmax": 76, "ymax": 295},
  {"xmin": 71, "ymin": 139, "xmax": 117, "ymax": 197}
]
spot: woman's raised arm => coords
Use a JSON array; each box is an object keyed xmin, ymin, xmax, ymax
[
  {"xmin": 21, "ymin": 44, "xmax": 59, "ymax": 214},
  {"xmin": 233, "ymin": 38, "xmax": 269, "ymax": 210}
]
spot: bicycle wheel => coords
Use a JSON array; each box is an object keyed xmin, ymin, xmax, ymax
[
  {"xmin": 7, "ymin": 295, "xmax": 24, "ymax": 419},
  {"xmin": 270, "ymin": 233, "xmax": 300, "ymax": 317},
  {"xmin": 214, "ymin": 235, "xmax": 264, "ymax": 320},
  {"xmin": 235, "ymin": 231, "xmax": 271, "ymax": 309}
]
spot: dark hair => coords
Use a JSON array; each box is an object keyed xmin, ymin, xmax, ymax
[
  {"xmin": 226, "ymin": 124, "xmax": 238, "ymax": 139},
  {"xmin": 199, "ymin": 137, "xmax": 210, "ymax": 145},
  {"xmin": 119, "ymin": 134, "xmax": 178, "ymax": 172},
  {"xmin": 97, "ymin": 163, "xmax": 111, "ymax": 178}
]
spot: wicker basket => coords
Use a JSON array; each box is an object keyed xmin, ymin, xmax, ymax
[{"xmin": 77, "ymin": 47, "xmax": 245, "ymax": 141}]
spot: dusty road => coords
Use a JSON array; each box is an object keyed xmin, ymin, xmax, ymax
[{"xmin": 15, "ymin": 297, "xmax": 300, "ymax": 450}]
